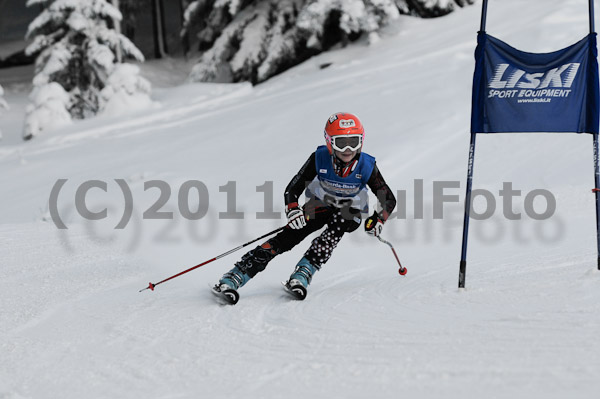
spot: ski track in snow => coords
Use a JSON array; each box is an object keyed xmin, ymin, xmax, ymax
[{"xmin": 2, "ymin": 0, "xmax": 600, "ymax": 398}]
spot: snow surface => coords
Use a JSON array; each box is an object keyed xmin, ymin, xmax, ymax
[{"xmin": 1, "ymin": 0, "xmax": 600, "ymax": 398}]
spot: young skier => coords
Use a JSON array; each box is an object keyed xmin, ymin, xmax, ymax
[{"xmin": 213, "ymin": 112, "xmax": 397, "ymax": 303}]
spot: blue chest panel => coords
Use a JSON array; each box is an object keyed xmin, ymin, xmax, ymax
[{"xmin": 313, "ymin": 145, "xmax": 375, "ymax": 198}]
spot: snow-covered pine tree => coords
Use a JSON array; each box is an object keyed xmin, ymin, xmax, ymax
[
  {"xmin": 184, "ymin": 0, "xmax": 473, "ymax": 84},
  {"xmin": 0, "ymin": 84, "xmax": 8, "ymax": 140},
  {"xmin": 99, "ymin": 63, "xmax": 152, "ymax": 116},
  {"xmin": 181, "ymin": 0, "xmax": 214, "ymax": 55},
  {"xmin": 188, "ymin": 0, "xmax": 291, "ymax": 84},
  {"xmin": 399, "ymin": 0, "xmax": 473, "ymax": 18},
  {"xmin": 297, "ymin": 0, "xmax": 401, "ymax": 49},
  {"xmin": 24, "ymin": 0, "xmax": 149, "ymax": 140}
]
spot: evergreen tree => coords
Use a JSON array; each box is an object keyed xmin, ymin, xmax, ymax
[
  {"xmin": 24, "ymin": 0, "xmax": 149, "ymax": 140},
  {"xmin": 401, "ymin": 0, "xmax": 470, "ymax": 18},
  {"xmin": 183, "ymin": 0, "xmax": 474, "ymax": 84}
]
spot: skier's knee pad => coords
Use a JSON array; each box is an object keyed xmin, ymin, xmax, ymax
[{"xmin": 236, "ymin": 241, "xmax": 279, "ymax": 277}]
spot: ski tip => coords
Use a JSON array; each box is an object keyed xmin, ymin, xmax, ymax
[
  {"xmin": 292, "ymin": 286, "xmax": 307, "ymax": 300},
  {"xmin": 211, "ymin": 284, "xmax": 239, "ymax": 305},
  {"xmin": 282, "ymin": 281, "xmax": 307, "ymax": 300},
  {"xmin": 224, "ymin": 290, "xmax": 239, "ymax": 304}
]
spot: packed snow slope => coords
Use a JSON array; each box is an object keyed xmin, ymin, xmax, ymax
[{"xmin": 1, "ymin": 1, "xmax": 599, "ymax": 398}]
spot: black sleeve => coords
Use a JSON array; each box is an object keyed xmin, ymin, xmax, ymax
[
  {"xmin": 284, "ymin": 152, "xmax": 317, "ymax": 208},
  {"xmin": 366, "ymin": 163, "xmax": 396, "ymax": 222}
]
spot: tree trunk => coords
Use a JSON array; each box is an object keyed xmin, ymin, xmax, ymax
[
  {"xmin": 151, "ymin": 0, "xmax": 168, "ymax": 58},
  {"xmin": 180, "ymin": 0, "xmax": 190, "ymax": 57}
]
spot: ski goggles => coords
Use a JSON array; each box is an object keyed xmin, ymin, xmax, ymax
[{"xmin": 330, "ymin": 134, "xmax": 362, "ymax": 152}]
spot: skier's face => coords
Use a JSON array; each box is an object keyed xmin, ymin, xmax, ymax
[{"xmin": 334, "ymin": 149, "xmax": 357, "ymax": 163}]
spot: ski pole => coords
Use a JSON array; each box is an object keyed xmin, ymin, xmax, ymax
[
  {"xmin": 139, "ymin": 225, "xmax": 286, "ymax": 292},
  {"xmin": 377, "ymin": 235, "xmax": 407, "ymax": 275}
]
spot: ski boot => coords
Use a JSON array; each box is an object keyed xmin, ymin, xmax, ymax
[
  {"xmin": 283, "ymin": 257, "xmax": 318, "ymax": 300},
  {"xmin": 212, "ymin": 265, "xmax": 250, "ymax": 305}
]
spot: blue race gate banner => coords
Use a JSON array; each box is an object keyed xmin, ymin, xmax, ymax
[
  {"xmin": 460, "ymin": 0, "xmax": 600, "ymax": 289},
  {"xmin": 471, "ymin": 32, "xmax": 600, "ymax": 134}
]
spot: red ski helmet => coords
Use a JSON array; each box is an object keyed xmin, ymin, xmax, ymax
[{"xmin": 324, "ymin": 112, "xmax": 365, "ymax": 155}]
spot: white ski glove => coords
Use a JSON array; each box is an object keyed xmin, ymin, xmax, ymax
[
  {"xmin": 364, "ymin": 213, "xmax": 384, "ymax": 237},
  {"xmin": 286, "ymin": 205, "xmax": 306, "ymax": 230}
]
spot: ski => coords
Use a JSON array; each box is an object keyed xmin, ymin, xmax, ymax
[
  {"xmin": 211, "ymin": 284, "xmax": 240, "ymax": 305},
  {"xmin": 281, "ymin": 281, "xmax": 307, "ymax": 300}
]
